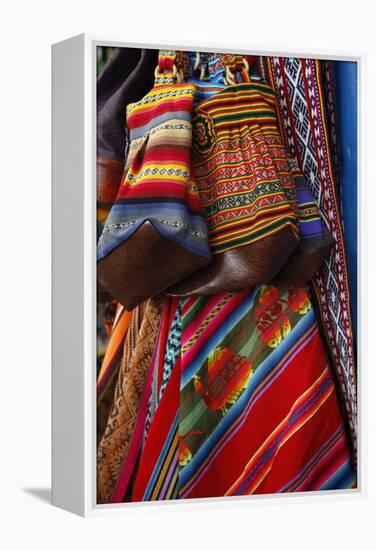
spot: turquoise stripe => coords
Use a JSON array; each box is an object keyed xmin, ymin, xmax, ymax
[{"xmin": 318, "ymin": 460, "xmax": 356, "ymax": 491}]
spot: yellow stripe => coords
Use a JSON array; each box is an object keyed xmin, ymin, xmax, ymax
[
  {"xmin": 128, "ymin": 85, "xmax": 195, "ymax": 113},
  {"xmin": 208, "ymin": 103, "xmax": 275, "ymax": 118},
  {"xmin": 200, "ymin": 185, "xmax": 285, "ymax": 206},
  {"xmin": 194, "ymin": 144, "xmax": 270, "ymax": 169},
  {"xmin": 210, "ymin": 213, "xmax": 296, "ymax": 244},
  {"xmin": 212, "ymin": 222, "xmax": 298, "ymax": 253},
  {"xmin": 197, "ymin": 159, "xmax": 293, "ymax": 183},
  {"xmin": 198, "ymin": 86, "xmax": 275, "ymax": 109},
  {"xmin": 215, "ymin": 116, "xmax": 276, "ymax": 131},
  {"xmin": 126, "ymin": 175, "xmax": 191, "ymax": 187},
  {"xmin": 150, "ymin": 432, "xmax": 179, "ymax": 500},
  {"xmin": 130, "ymin": 161, "xmax": 188, "ymax": 171},
  {"xmin": 165, "ymin": 469, "xmax": 179, "ymax": 500},
  {"xmin": 208, "ymin": 197, "xmax": 291, "ymax": 220},
  {"xmin": 214, "ymin": 125, "xmax": 281, "ymax": 138},
  {"xmin": 208, "ymin": 200, "xmax": 293, "ymax": 225},
  {"xmin": 210, "ymin": 206, "xmax": 296, "ymax": 233},
  {"xmin": 197, "ymin": 171, "xmax": 281, "ymax": 188}
]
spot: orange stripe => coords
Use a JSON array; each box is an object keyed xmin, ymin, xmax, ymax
[
  {"xmin": 97, "ymin": 309, "xmax": 132, "ymax": 387},
  {"xmin": 209, "ymin": 201, "xmax": 294, "ymax": 227},
  {"xmin": 210, "ymin": 214, "xmax": 296, "ymax": 244},
  {"xmin": 212, "ymin": 222, "xmax": 298, "ymax": 254}
]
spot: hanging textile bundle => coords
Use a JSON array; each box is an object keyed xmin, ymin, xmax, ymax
[
  {"xmin": 97, "ymin": 51, "xmax": 212, "ymax": 311},
  {"xmin": 96, "ymin": 48, "xmax": 357, "ymax": 504},
  {"xmin": 168, "ymin": 55, "xmax": 301, "ymax": 296}
]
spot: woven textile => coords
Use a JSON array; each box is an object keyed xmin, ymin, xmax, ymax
[
  {"xmin": 96, "ymin": 305, "xmax": 132, "ymax": 445},
  {"xmin": 288, "ymin": 157, "xmax": 334, "ymax": 250},
  {"xmin": 259, "ymin": 57, "xmax": 357, "ymax": 450},
  {"xmin": 191, "ymin": 81, "xmax": 300, "ymax": 254},
  {"xmin": 97, "ymin": 76, "xmax": 211, "ymax": 262},
  {"xmin": 130, "ymin": 286, "xmax": 355, "ymax": 501},
  {"xmin": 185, "ymin": 53, "xmax": 226, "ymax": 105},
  {"xmin": 97, "ymin": 297, "xmax": 163, "ymax": 504},
  {"xmin": 96, "ymin": 52, "xmax": 356, "ymax": 504},
  {"xmin": 124, "ymin": 72, "xmax": 355, "ymax": 501}
]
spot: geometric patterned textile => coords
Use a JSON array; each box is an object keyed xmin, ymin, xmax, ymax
[
  {"xmin": 159, "ymin": 303, "xmax": 182, "ymax": 402},
  {"xmin": 259, "ymin": 57, "xmax": 357, "ymax": 454},
  {"xmin": 129, "ymin": 286, "xmax": 356, "ymax": 502},
  {"xmin": 192, "ymin": 80, "xmax": 300, "ymax": 254},
  {"xmin": 97, "ymin": 58, "xmax": 212, "ymax": 262}
]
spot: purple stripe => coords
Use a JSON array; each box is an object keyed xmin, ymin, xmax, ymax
[{"xmin": 158, "ymin": 454, "xmax": 179, "ymax": 499}]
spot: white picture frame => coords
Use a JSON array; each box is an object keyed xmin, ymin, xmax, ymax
[{"xmin": 52, "ymin": 34, "xmax": 366, "ymax": 517}]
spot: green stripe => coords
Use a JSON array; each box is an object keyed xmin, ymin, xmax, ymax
[
  {"xmin": 213, "ymin": 111, "xmax": 277, "ymax": 125},
  {"xmin": 182, "ymin": 296, "xmax": 211, "ymax": 328},
  {"xmin": 212, "ymin": 218, "xmax": 298, "ymax": 253}
]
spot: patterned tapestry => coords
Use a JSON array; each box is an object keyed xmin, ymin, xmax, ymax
[
  {"xmin": 96, "ymin": 49, "xmax": 358, "ymax": 504},
  {"xmin": 258, "ymin": 57, "xmax": 357, "ymax": 453}
]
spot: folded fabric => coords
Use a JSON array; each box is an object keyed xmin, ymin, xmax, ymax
[{"xmin": 97, "ymin": 52, "xmax": 212, "ymax": 310}]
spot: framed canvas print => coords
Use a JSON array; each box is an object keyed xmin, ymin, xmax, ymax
[{"xmin": 52, "ymin": 34, "xmax": 365, "ymax": 517}]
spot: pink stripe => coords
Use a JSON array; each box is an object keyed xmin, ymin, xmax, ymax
[
  {"xmin": 181, "ymin": 295, "xmax": 226, "ymax": 346},
  {"xmin": 181, "ymin": 297, "xmax": 200, "ymax": 315},
  {"xmin": 182, "ymin": 292, "xmax": 248, "ymax": 369},
  {"xmin": 128, "ymin": 98, "xmax": 193, "ymax": 128},
  {"xmin": 296, "ymin": 433, "xmax": 346, "ymax": 491},
  {"xmin": 309, "ymin": 446, "xmax": 349, "ymax": 491},
  {"xmin": 158, "ymin": 455, "xmax": 178, "ymax": 499}
]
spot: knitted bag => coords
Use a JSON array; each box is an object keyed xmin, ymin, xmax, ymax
[{"xmin": 97, "ymin": 51, "xmax": 211, "ymax": 310}]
